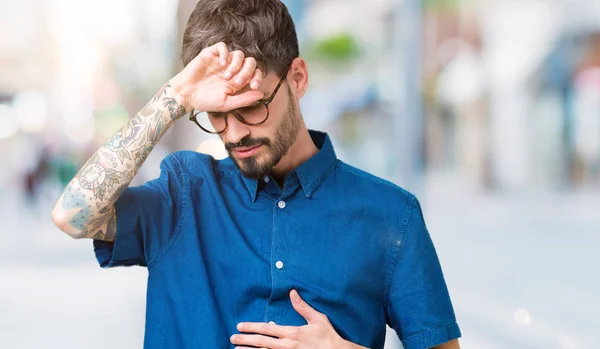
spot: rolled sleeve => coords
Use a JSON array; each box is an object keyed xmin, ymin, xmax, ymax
[
  {"xmin": 385, "ymin": 196, "xmax": 461, "ymax": 349},
  {"xmin": 92, "ymin": 154, "xmax": 187, "ymax": 269}
]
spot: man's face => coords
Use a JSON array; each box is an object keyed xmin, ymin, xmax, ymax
[{"xmin": 221, "ymin": 74, "xmax": 301, "ymax": 179}]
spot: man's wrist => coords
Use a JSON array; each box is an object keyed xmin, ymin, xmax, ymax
[
  {"xmin": 340, "ymin": 339, "xmax": 369, "ymax": 349},
  {"xmin": 145, "ymin": 81, "xmax": 188, "ymax": 122},
  {"xmin": 168, "ymin": 75, "xmax": 192, "ymax": 113}
]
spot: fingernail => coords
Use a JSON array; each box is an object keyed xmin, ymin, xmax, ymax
[
  {"xmin": 291, "ymin": 289, "xmax": 299, "ymax": 301},
  {"xmin": 237, "ymin": 323, "xmax": 243, "ymax": 331},
  {"xmin": 221, "ymin": 60, "xmax": 227, "ymax": 66},
  {"xmin": 235, "ymin": 77, "xmax": 244, "ymax": 85},
  {"xmin": 224, "ymin": 71, "xmax": 233, "ymax": 79},
  {"xmin": 251, "ymin": 81, "xmax": 259, "ymax": 89}
]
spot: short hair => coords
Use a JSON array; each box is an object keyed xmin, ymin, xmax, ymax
[{"xmin": 182, "ymin": 0, "xmax": 299, "ymax": 77}]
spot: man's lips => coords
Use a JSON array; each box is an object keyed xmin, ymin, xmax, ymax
[{"xmin": 233, "ymin": 144, "xmax": 262, "ymax": 158}]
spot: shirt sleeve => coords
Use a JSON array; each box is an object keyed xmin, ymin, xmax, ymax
[
  {"xmin": 93, "ymin": 154, "xmax": 187, "ymax": 269},
  {"xmin": 385, "ymin": 196, "xmax": 461, "ymax": 349}
]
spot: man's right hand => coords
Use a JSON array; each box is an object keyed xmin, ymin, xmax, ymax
[{"xmin": 169, "ymin": 42, "xmax": 265, "ymax": 114}]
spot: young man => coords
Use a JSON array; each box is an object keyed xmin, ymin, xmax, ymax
[{"xmin": 51, "ymin": 1, "xmax": 461, "ymax": 348}]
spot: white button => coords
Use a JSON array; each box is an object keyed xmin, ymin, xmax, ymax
[
  {"xmin": 275, "ymin": 261, "xmax": 284, "ymax": 269},
  {"xmin": 268, "ymin": 321, "xmax": 275, "ymax": 324},
  {"xmin": 264, "ymin": 176, "xmax": 270, "ymax": 183},
  {"xmin": 278, "ymin": 201, "xmax": 286, "ymax": 209}
]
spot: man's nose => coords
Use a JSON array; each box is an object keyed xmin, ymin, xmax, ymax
[{"xmin": 224, "ymin": 114, "xmax": 251, "ymax": 145}]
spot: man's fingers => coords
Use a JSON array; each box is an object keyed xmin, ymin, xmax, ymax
[
  {"xmin": 211, "ymin": 42, "xmax": 229, "ymax": 67},
  {"xmin": 237, "ymin": 322, "xmax": 296, "ymax": 338},
  {"xmin": 224, "ymin": 50, "xmax": 245, "ymax": 80},
  {"xmin": 290, "ymin": 289, "xmax": 324, "ymax": 324},
  {"xmin": 250, "ymin": 68, "xmax": 263, "ymax": 90},
  {"xmin": 209, "ymin": 42, "xmax": 228, "ymax": 66},
  {"xmin": 232, "ymin": 57, "xmax": 257, "ymax": 87},
  {"xmin": 230, "ymin": 333, "xmax": 279, "ymax": 348}
]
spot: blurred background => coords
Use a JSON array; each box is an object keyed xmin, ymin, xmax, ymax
[{"xmin": 1, "ymin": 0, "xmax": 599, "ymax": 348}]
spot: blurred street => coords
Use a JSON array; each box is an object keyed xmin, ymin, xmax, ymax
[{"xmin": 1, "ymin": 176, "xmax": 598, "ymax": 349}]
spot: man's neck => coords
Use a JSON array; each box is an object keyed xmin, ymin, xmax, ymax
[{"xmin": 271, "ymin": 128, "xmax": 318, "ymax": 187}]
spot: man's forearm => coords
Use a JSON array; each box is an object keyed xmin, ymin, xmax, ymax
[
  {"xmin": 431, "ymin": 339, "xmax": 460, "ymax": 349},
  {"xmin": 51, "ymin": 83, "xmax": 186, "ymax": 240}
]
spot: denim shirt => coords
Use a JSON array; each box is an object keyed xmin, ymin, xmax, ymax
[{"xmin": 93, "ymin": 130, "xmax": 461, "ymax": 349}]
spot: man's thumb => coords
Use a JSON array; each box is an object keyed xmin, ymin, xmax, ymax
[{"xmin": 290, "ymin": 289, "xmax": 323, "ymax": 324}]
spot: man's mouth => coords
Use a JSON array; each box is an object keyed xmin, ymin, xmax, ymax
[{"xmin": 233, "ymin": 144, "xmax": 262, "ymax": 159}]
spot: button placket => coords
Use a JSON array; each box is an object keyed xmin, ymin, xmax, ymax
[{"xmin": 267, "ymin": 195, "xmax": 290, "ymax": 323}]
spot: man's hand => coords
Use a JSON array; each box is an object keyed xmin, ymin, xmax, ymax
[
  {"xmin": 169, "ymin": 42, "xmax": 265, "ymax": 114},
  {"xmin": 230, "ymin": 290, "xmax": 368, "ymax": 349}
]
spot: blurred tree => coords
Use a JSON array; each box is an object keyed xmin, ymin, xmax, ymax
[
  {"xmin": 307, "ymin": 33, "xmax": 361, "ymax": 63},
  {"xmin": 424, "ymin": 0, "xmax": 470, "ymax": 11}
]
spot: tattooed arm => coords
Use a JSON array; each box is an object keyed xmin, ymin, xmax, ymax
[
  {"xmin": 51, "ymin": 42, "xmax": 266, "ymax": 241},
  {"xmin": 51, "ymin": 85, "xmax": 186, "ymax": 241}
]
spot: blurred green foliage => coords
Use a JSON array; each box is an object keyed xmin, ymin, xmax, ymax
[
  {"xmin": 424, "ymin": 0, "xmax": 468, "ymax": 10},
  {"xmin": 307, "ymin": 33, "xmax": 361, "ymax": 62}
]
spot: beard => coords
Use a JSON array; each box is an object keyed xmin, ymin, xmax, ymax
[{"xmin": 225, "ymin": 86, "xmax": 301, "ymax": 179}]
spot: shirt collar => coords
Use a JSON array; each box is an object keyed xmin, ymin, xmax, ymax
[{"xmin": 241, "ymin": 130, "xmax": 338, "ymax": 202}]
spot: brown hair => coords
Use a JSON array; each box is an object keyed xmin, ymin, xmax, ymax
[{"xmin": 182, "ymin": 0, "xmax": 299, "ymax": 77}]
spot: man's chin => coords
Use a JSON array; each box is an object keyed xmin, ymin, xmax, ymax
[{"xmin": 234, "ymin": 156, "xmax": 269, "ymax": 179}]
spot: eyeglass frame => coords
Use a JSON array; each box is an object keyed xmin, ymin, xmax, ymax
[{"xmin": 188, "ymin": 71, "xmax": 288, "ymax": 135}]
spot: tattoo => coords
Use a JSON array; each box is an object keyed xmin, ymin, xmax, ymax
[
  {"xmin": 147, "ymin": 110, "xmax": 166, "ymax": 144},
  {"xmin": 150, "ymin": 84, "xmax": 168, "ymax": 104},
  {"xmin": 107, "ymin": 115, "xmax": 148, "ymax": 164},
  {"xmin": 79, "ymin": 162, "xmax": 106, "ymax": 190},
  {"xmin": 102, "ymin": 153, "xmax": 118, "ymax": 168},
  {"xmin": 77, "ymin": 153, "xmax": 125, "ymax": 200},
  {"xmin": 62, "ymin": 185, "xmax": 92, "ymax": 231},
  {"xmin": 105, "ymin": 211, "xmax": 117, "ymax": 241},
  {"xmin": 57, "ymin": 84, "xmax": 183, "ymax": 239},
  {"xmin": 132, "ymin": 145, "xmax": 150, "ymax": 168},
  {"xmin": 90, "ymin": 230, "xmax": 104, "ymax": 240},
  {"xmin": 151, "ymin": 83, "xmax": 186, "ymax": 120},
  {"xmin": 76, "ymin": 205, "xmax": 117, "ymax": 241},
  {"xmin": 84, "ymin": 205, "xmax": 115, "ymax": 239},
  {"xmin": 94, "ymin": 168, "xmax": 124, "ymax": 201},
  {"xmin": 163, "ymin": 98, "xmax": 186, "ymax": 120}
]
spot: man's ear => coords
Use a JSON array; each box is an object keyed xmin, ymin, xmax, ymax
[{"xmin": 288, "ymin": 57, "xmax": 309, "ymax": 99}]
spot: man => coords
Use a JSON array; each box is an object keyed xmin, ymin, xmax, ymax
[{"xmin": 51, "ymin": 1, "xmax": 461, "ymax": 348}]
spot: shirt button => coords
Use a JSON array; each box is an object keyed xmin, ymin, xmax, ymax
[
  {"xmin": 278, "ymin": 201, "xmax": 286, "ymax": 209},
  {"xmin": 268, "ymin": 321, "xmax": 275, "ymax": 324},
  {"xmin": 264, "ymin": 176, "xmax": 270, "ymax": 183},
  {"xmin": 275, "ymin": 261, "xmax": 284, "ymax": 269}
]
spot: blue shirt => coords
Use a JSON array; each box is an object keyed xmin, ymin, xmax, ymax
[{"xmin": 94, "ymin": 131, "xmax": 461, "ymax": 349}]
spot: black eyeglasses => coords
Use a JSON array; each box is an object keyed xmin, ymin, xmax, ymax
[{"xmin": 189, "ymin": 73, "xmax": 287, "ymax": 134}]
